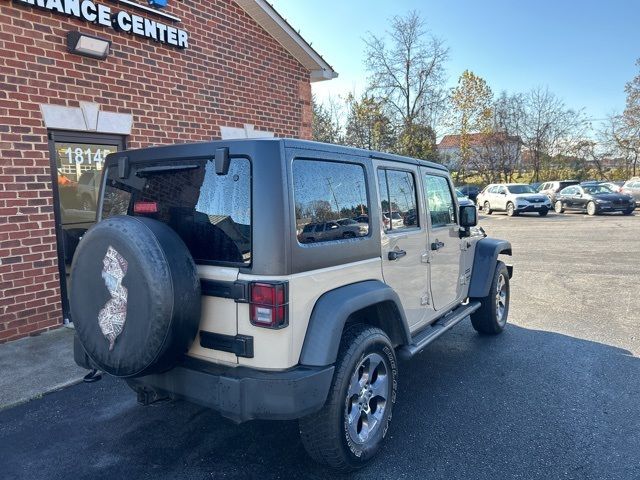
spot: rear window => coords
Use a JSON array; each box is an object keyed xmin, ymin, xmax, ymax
[{"xmin": 101, "ymin": 158, "xmax": 251, "ymax": 266}]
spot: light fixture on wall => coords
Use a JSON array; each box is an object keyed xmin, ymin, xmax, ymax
[{"xmin": 67, "ymin": 31, "xmax": 111, "ymax": 60}]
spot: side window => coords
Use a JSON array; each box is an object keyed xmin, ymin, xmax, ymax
[
  {"xmin": 423, "ymin": 174, "xmax": 456, "ymax": 228},
  {"xmin": 488, "ymin": 186, "xmax": 498, "ymax": 194},
  {"xmin": 377, "ymin": 169, "xmax": 419, "ymax": 233},
  {"xmin": 294, "ymin": 159, "xmax": 370, "ymax": 244}
]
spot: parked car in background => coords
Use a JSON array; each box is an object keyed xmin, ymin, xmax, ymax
[
  {"xmin": 554, "ymin": 184, "xmax": 635, "ymax": 215},
  {"xmin": 600, "ymin": 181, "xmax": 624, "ymax": 193},
  {"xmin": 621, "ymin": 178, "xmax": 640, "ymax": 205},
  {"xmin": 382, "ymin": 211, "xmax": 404, "ymax": 229},
  {"xmin": 76, "ymin": 170, "xmax": 100, "ymax": 210},
  {"xmin": 352, "ymin": 214, "xmax": 369, "ymax": 224},
  {"xmin": 477, "ymin": 183, "xmax": 552, "ymax": 216},
  {"xmin": 299, "ymin": 219, "xmax": 368, "ymax": 243},
  {"xmin": 456, "ymin": 188, "xmax": 474, "ymax": 207},
  {"xmin": 530, "ymin": 181, "xmax": 543, "ymax": 191},
  {"xmin": 457, "ymin": 184, "xmax": 481, "ymax": 203},
  {"xmin": 537, "ymin": 180, "xmax": 579, "ymax": 204}
]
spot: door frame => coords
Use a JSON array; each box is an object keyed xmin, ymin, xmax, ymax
[{"xmin": 47, "ymin": 130, "xmax": 126, "ymax": 322}]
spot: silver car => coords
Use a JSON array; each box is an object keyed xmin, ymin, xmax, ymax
[
  {"xmin": 298, "ymin": 219, "xmax": 368, "ymax": 243},
  {"xmin": 477, "ymin": 183, "xmax": 552, "ymax": 217}
]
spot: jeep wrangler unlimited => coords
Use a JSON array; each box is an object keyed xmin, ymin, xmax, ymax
[{"xmin": 71, "ymin": 139, "xmax": 512, "ymax": 471}]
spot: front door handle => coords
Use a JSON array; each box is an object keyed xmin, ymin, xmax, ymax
[
  {"xmin": 431, "ymin": 241, "xmax": 445, "ymax": 251},
  {"xmin": 388, "ymin": 249, "xmax": 407, "ymax": 261}
]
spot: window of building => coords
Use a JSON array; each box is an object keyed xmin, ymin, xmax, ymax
[
  {"xmin": 293, "ymin": 159, "xmax": 369, "ymax": 244},
  {"xmin": 377, "ymin": 168, "xmax": 419, "ymax": 233},
  {"xmin": 48, "ymin": 131, "xmax": 125, "ymax": 321}
]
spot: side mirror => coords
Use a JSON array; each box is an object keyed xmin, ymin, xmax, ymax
[{"xmin": 459, "ymin": 205, "xmax": 477, "ymax": 238}]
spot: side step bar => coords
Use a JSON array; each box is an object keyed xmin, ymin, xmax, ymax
[{"xmin": 397, "ymin": 301, "xmax": 481, "ymax": 361}]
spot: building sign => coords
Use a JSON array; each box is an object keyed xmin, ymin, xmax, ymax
[{"xmin": 14, "ymin": 0, "xmax": 188, "ymax": 49}]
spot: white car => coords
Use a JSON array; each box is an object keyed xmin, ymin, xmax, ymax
[{"xmin": 477, "ymin": 183, "xmax": 552, "ymax": 216}]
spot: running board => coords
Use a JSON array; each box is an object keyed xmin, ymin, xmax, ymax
[{"xmin": 398, "ymin": 301, "xmax": 481, "ymax": 361}]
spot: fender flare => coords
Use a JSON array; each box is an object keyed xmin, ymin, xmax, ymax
[
  {"xmin": 468, "ymin": 237, "xmax": 512, "ymax": 298},
  {"xmin": 299, "ymin": 280, "xmax": 411, "ymax": 367}
]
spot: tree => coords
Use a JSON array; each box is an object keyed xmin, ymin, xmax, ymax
[
  {"xmin": 624, "ymin": 58, "xmax": 640, "ymax": 126},
  {"xmin": 363, "ymin": 11, "xmax": 448, "ymax": 156},
  {"xmin": 472, "ymin": 92, "xmax": 526, "ymax": 183},
  {"xmin": 612, "ymin": 59, "xmax": 640, "ymax": 176},
  {"xmin": 448, "ymin": 70, "xmax": 493, "ymax": 179},
  {"xmin": 344, "ymin": 93, "xmax": 395, "ymax": 151},
  {"xmin": 311, "ymin": 95, "xmax": 342, "ymax": 144},
  {"xmin": 520, "ymin": 87, "xmax": 587, "ymax": 182},
  {"xmin": 395, "ymin": 123, "xmax": 436, "ymax": 159}
]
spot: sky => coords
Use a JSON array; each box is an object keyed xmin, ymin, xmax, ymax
[{"xmin": 270, "ymin": 0, "xmax": 640, "ymax": 130}]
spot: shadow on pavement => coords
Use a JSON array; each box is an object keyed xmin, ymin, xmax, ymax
[{"xmin": 1, "ymin": 324, "xmax": 638, "ymax": 480}]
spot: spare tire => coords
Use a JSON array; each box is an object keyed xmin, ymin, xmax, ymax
[{"xmin": 70, "ymin": 215, "xmax": 201, "ymax": 378}]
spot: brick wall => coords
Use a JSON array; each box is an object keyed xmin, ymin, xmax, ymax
[{"xmin": 0, "ymin": 0, "xmax": 313, "ymax": 342}]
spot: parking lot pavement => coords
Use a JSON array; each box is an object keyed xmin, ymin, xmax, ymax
[{"xmin": 1, "ymin": 212, "xmax": 639, "ymax": 480}]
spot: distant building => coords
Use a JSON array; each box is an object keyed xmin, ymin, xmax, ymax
[{"xmin": 437, "ymin": 133, "xmax": 522, "ymax": 171}]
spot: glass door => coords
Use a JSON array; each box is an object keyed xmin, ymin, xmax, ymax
[{"xmin": 48, "ymin": 131, "xmax": 125, "ymax": 322}]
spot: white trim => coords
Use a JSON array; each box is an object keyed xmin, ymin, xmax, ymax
[
  {"xmin": 40, "ymin": 103, "xmax": 133, "ymax": 135},
  {"xmin": 235, "ymin": 0, "xmax": 337, "ymax": 82},
  {"xmin": 107, "ymin": 0, "xmax": 181, "ymax": 22},
  {"xmin": 219, "ymin": 124, "xmax": 274, "ymax": 140}
]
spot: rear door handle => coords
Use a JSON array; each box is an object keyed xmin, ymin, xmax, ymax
[
  {"xmin": 388, "ymin": 249, "xmax": 406, "ymax": 261},
  {"xmin": 431, "ymin": 241, "xmax": 445, "ymax": 251}
]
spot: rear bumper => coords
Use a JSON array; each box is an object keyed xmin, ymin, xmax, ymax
[{"xmin": 75, "ymin": 336, "xmax": 334, "ymax": 423}]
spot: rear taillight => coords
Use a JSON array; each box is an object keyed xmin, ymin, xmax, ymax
[
  {"xmin": 250, "ymin": 282, "xmax": 288, "ymax": 329},
  {"xmin": 134, "ymin": 201, "xmax": 158, "ymax": 214}
]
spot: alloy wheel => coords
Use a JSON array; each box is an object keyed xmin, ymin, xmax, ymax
[
  {"xmin": 495, "ymin": 273, "xmax": 508, "ymax": 326},
  {"xmin": 345, "ymin": 352, "xmax": 390, "ymax": 445}
]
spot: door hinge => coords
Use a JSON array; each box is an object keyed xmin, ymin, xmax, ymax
[{"xmin": 420, "ymin": 293, "xmax": 430, "ymax": 305}]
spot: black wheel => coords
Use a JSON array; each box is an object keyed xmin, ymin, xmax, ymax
[
  {"xmin": 299, "ymin": 324, "xmax": 398, "ymax": 472},
  {"xmin": 471, "ymin": 261, "xmax": 510, "ymax": 335},
  {"xmin": 483, "ymin": 201, "xmax": 492, "ymax": 215},
  {"xmin": 538, "ymin": 208, "xmax": 548, "ymax": 216},
  {"xmin": 554, "ymin": 201, "xmax": 564, "ymax": 214},
  {"xmin": 506, "ymin": 202, "xmax": 516, "ymax": 217},
  {"xmin": 587, "ymin": 201, "xmax": 598, "ymax": 216}
]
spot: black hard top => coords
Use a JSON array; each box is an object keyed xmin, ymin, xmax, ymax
[{"xmin": 104, "ymin": 138, "xmax": 448, "ymax": 172}]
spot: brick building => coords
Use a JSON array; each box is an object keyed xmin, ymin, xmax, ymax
[{"xmin": 0, "ymin": 0, "xmax": 336, "ymax": 342}]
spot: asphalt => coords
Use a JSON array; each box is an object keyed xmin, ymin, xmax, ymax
[{"xmin": 1, "ymin": 211, "xmax": 639, "ymax": 480}]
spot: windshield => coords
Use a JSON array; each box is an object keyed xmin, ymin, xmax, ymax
[
  {"xmin": 583, "ymin": 185, "xmax": 613, "ymax": 194},
  {"xmin": 337, "ymin": 219, "xmax": 358, "ymax": 226},
  {"xmin": 506, "ymin": 185, "xmax": 536, "ymax": 194}
]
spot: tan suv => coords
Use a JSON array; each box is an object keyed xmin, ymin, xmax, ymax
[{"xmin": 70, "ymin": 139, "xmax": 513, "ymax": 471}]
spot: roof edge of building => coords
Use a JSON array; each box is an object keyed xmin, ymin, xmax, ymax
[{"xmin": 235, "ymin": 0, "xmax": 338, "ymax": 82}]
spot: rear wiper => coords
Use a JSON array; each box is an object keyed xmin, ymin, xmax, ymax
[{"xmin": 135, "ymin": 164, "xmax": 200, "ymax": 176}]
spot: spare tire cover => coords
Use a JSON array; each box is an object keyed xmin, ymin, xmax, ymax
[{"xmin": 70, "ymin": 215, "xmax": 201, "ymax": 378}]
